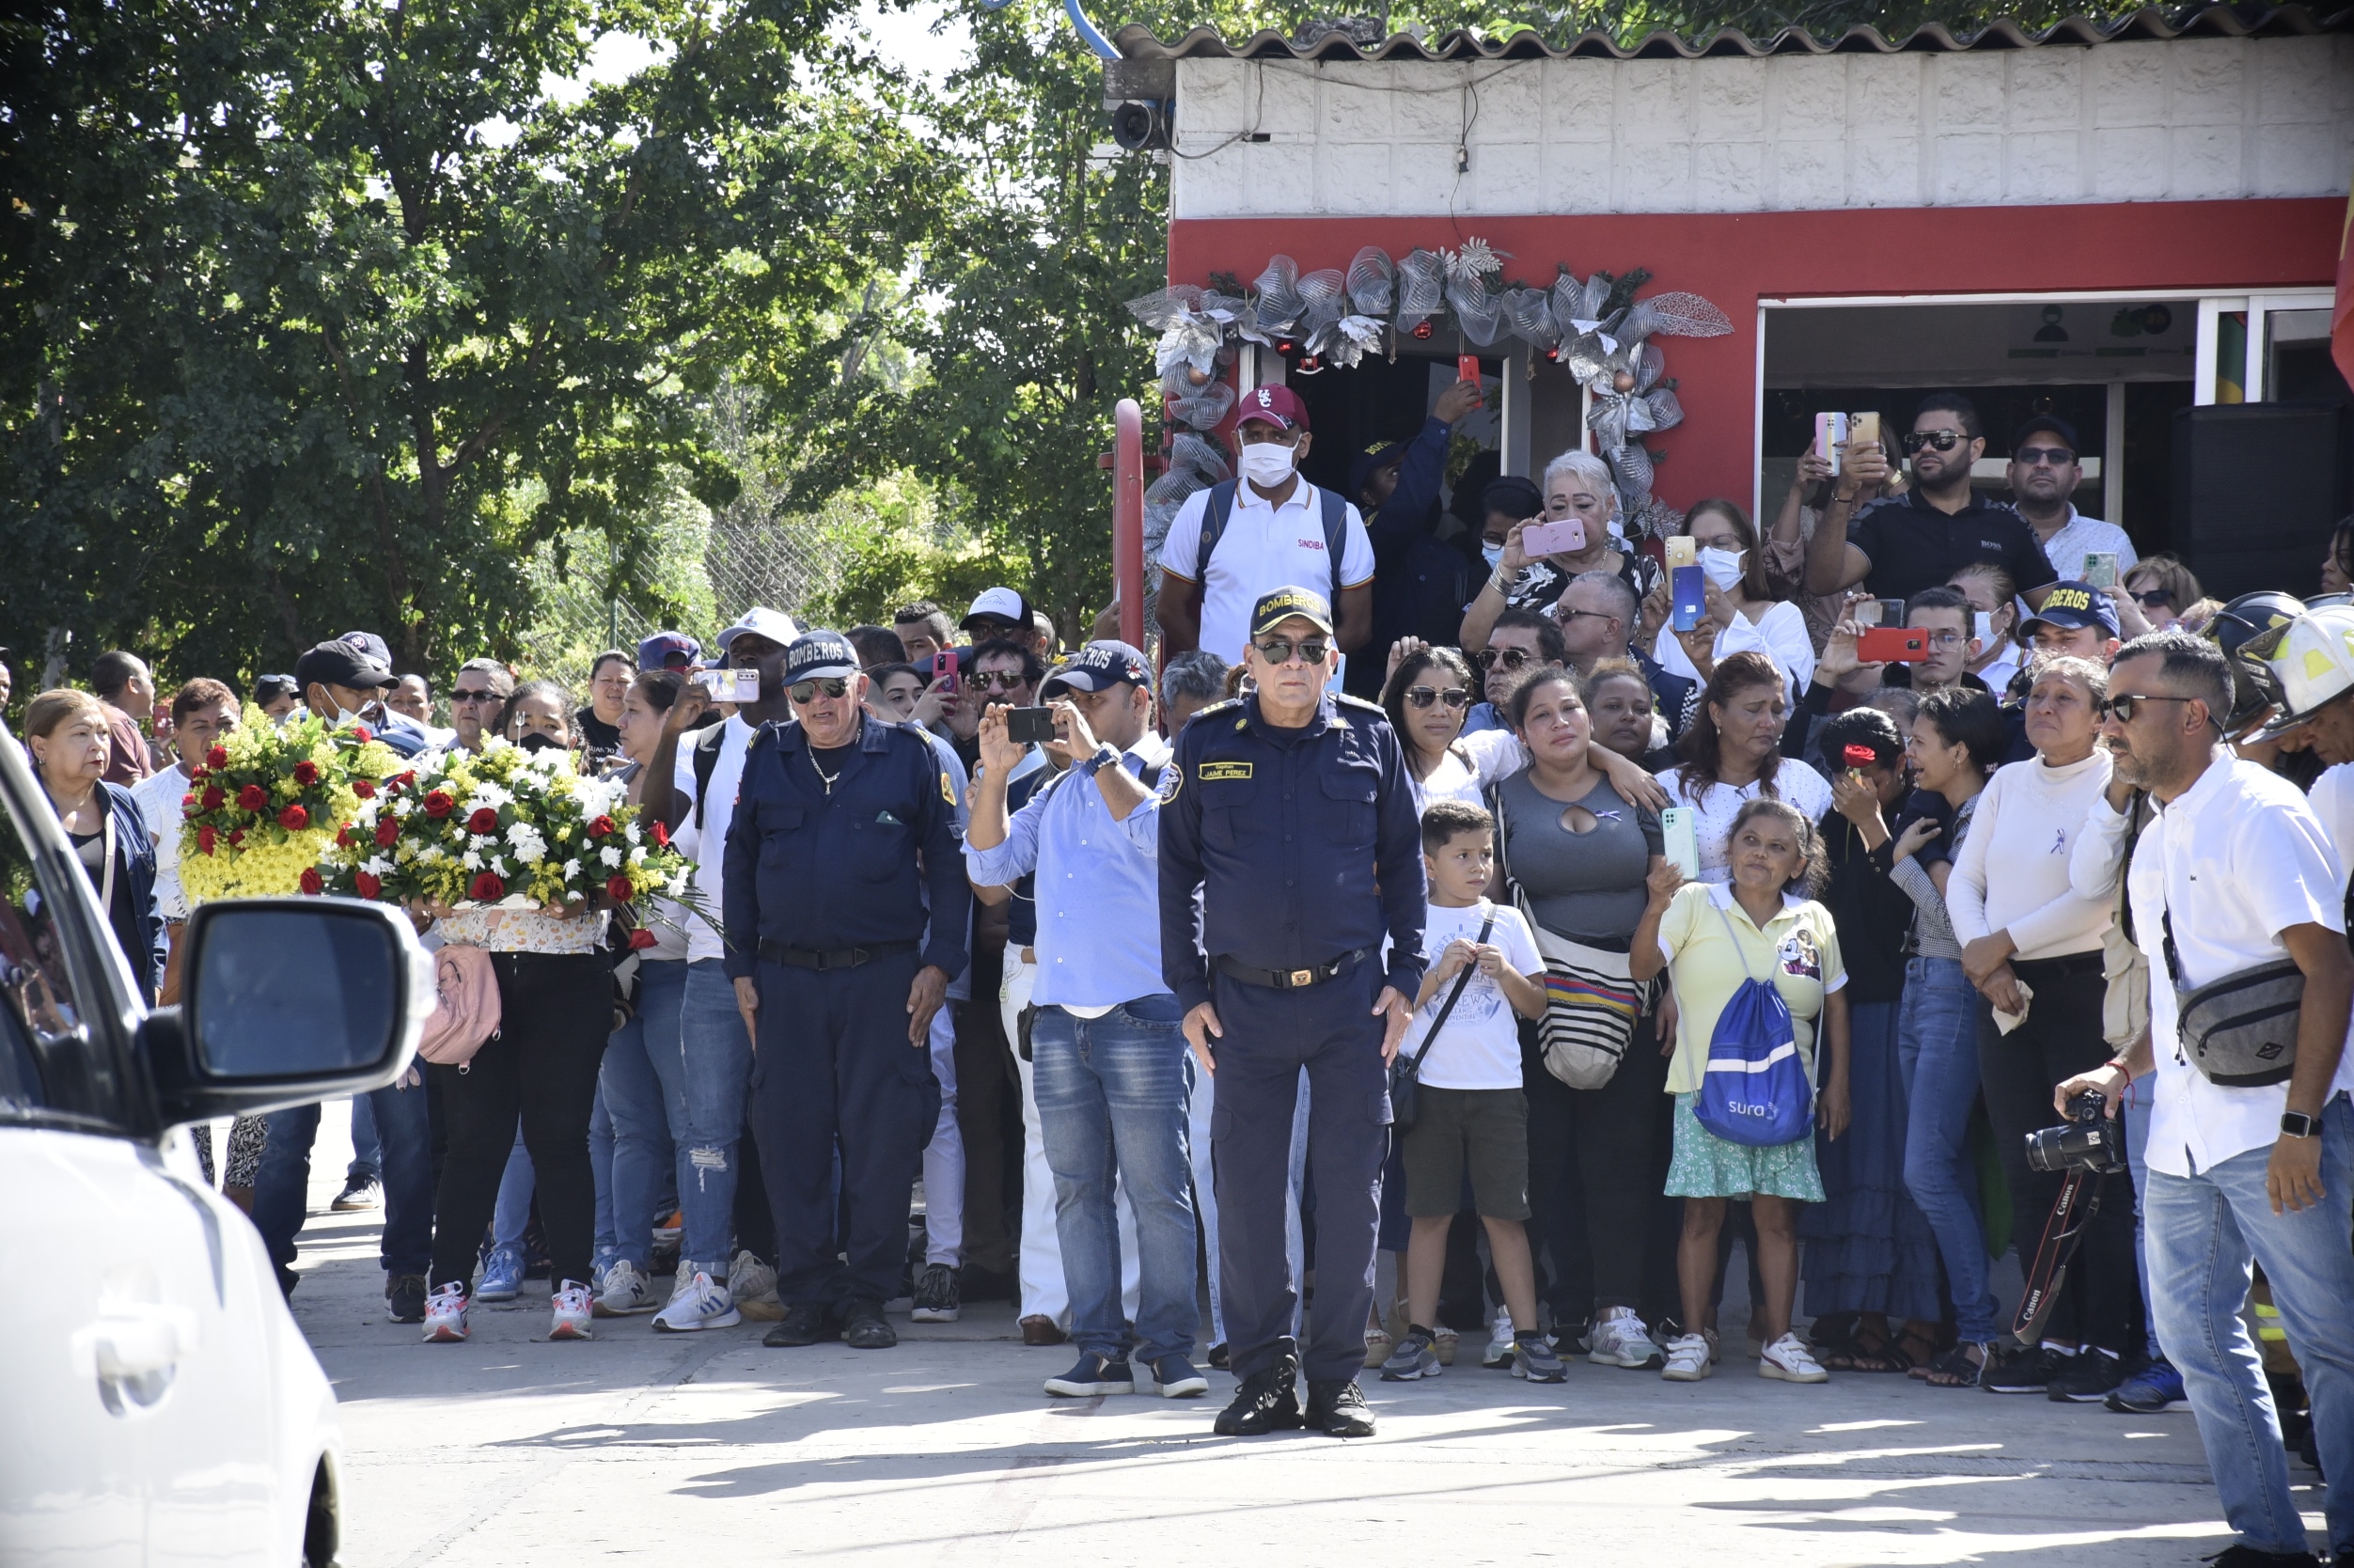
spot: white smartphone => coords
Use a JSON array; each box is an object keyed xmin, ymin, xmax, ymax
[
  {"xmin": 1813, "ymin": 412, "xmax": 1849, "ymax": 474},
  {"xmin": 1661, "ymin": 807, "xmax": 1701, "ymax": 881},
  {"xmin": 698, "ymin": 668, "xmax": 761, "ymax": 703}
]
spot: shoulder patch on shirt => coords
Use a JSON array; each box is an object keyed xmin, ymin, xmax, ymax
[
  {"xmin": 1199, "ymin": 760, "xmax": 1252, "ymax": 782},
  {"xmin": 1155, "ymin": 766, "xmax": 1183, "ymax": 803},
  {"xmin": 939, "ymin": 770, "xmax": 956, "ymax": 806}
]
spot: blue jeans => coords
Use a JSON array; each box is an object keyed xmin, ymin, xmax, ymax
[
  {"xmin": 673, "ymin": 959, "xmax": 753, "ymax": 1267},
  {"xmin": 491, "ymin": 1130, "xmax": 533, "ymax": 1254},
  {"xmin": 2146, "ymin": 1094, "xmax": 2354, "ymax": 1557},
  {"xmin": 1029, "ymin": 995, "xmax": 1198, "ymax": 1365},
  {"xmin": 2122, "ymin": 1072, "xmax": 2164, "ymax": 1361},
  {"xmin": 1896, "ymin": 956, "xmax": 2001, "ymax": 1343},
  {"xmin": 599, "ymin": 959, "xmax": 689, "ymax": 1268},
  {"xmin": 253, "ymin": 1080, "xmax": 434, "ymax": 1281},
  {"xmin": 347, "ymin": 1093, "xmax": 381, "ymax": 1181}
]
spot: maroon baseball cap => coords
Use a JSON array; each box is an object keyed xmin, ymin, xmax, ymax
[{"xmin": 1234, "ymin": 383, "xmax": 1309, "ymax": 432}]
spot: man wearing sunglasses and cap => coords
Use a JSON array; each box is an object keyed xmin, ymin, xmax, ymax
[
  {"xmin": 1804, "ymin": 392, "xmax": 2062, "ymax": 611},
  {"xmin": 1160, "ymin": 587, "xmax": 1425, "ymax": 1439},
  {"xmin": 725, "ymin": 630, "xmax": 971, "ymax": 1354}
]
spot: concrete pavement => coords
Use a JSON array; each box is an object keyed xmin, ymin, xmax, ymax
[{"xmin": 279, "ymin": 1104, "xmax": 2316, "ymax": 1567}]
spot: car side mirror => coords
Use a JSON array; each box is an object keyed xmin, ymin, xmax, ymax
[{"xmin": 141, "ymin": 898, "xmax": 433, "ymax": 1129}]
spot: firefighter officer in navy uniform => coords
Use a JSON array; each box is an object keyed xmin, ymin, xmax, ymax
[
  {"xmin": 724, "ymin": 629, "xmax": 971, "ymax": 1352},
  {"xmin": 1159, "ymin": 586, "xmax": 1426, "ymax": 1437}
]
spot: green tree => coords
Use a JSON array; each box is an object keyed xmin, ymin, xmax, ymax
[{"xmin": 3, "ymin": 0, "xmax": 944, "ymax": 689}]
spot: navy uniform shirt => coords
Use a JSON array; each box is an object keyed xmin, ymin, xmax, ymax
[
  {"xmin": 1157, "ymin": 690, "xmax": 1427, "ymax": 1015},
  {"xmin": 721, "ymin": 713, "xmax": 970, "ymax": 983}
]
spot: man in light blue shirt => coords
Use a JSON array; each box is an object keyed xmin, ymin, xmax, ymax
[{"xmin": 965, "ymin": 640, "xmax": 1205, "ymax": 1403}]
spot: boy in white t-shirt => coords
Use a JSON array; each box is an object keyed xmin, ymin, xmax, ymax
[{"xmin": 1378, "ymin": 800, "xmax": 1566, "ymax": 1386}]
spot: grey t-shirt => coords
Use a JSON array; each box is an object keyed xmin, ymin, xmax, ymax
[{"xmin": 1496, "ymin": 771, "xmax": 1663, "ymax": 946}]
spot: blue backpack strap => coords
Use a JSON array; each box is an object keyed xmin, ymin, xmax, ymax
[
  {"xmin": 1318, "ymin": 484, "xmax": 1348, "ymax": 602},
  {"xmin": 1194, "ymin": 479, "xmax": 1240, "ymax": 586}
]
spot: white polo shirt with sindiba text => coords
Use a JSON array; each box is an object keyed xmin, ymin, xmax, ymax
[{"xmin": 1158, "ymin": 479, "xmax": 1374, "ymax": 665}]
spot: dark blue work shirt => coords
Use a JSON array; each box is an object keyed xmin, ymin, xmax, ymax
[
  {"xmin": 721, "ymin": 713, "xmax": 970, "ymax": 983},
  {"xmin": 1158, "ymin": 690, "xmax": 1427, "ymax": 1014}
]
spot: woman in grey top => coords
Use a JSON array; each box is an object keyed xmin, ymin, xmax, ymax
[
  {"xmin": 1491, "ymin": 666, "xmax": 1671, "ymax": 1371},
  {"xmin": 1887, "ymin": 686, "xmax": 2009, "ymax": 1387}
]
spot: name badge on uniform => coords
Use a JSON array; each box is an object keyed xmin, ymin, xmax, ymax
[{"xmin": 1198, "ymin": 760, "xmax": 1252, "ymax": 782}]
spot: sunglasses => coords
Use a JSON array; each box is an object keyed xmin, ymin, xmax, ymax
[
  {"xmin": 1405, "ymin": 686, "xmax": 1472, "ymax": 711},
  {"xmin": 2131, "ymin": 589, "xmax": 2175, "ymax": 608},
  {"xmin": 1478, "ymin": 647, "xmax": 1536, "ymax": 671},
  {"xmin": 2014, "ymin": 446, "xmax": 2076, "ymax": 466},
  {"xmin": 2096, "ymin": 692, "xmax": 2199, "ymax": 723},
  {"xmin": 1903, "ymin": 431, "xmax": 1967, "ymax": 453},
  {"xmin": 789, "ymin": 677, "xmax": 851, "ymax": 703},
  {"xmin": 451, "ymin": 689, "xmax": 499, "ymax": 705},
  {"xmin": 972, "ymin": 670, "xmax": 1030, "ymax": 693},
  {"xmin": 1252, "ymin": 637, "xmax": 1329, "ymax": 666}
]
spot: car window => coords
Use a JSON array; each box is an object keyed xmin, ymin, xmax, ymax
[{"xmin": 0, "ymin": 761, "xmax": 134, "ymax": 1132}]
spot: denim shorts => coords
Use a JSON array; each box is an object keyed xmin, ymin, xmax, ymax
[{"xmin": 1402, "ymin": 1086, "xmax": 1530, "ymax": 1219}]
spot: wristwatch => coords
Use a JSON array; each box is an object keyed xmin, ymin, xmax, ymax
[
  {"xmin": 2281, "ymin": 1110, "xmax": 2318, "ymax": 1139},
  {"xmin": 1081, "ymin": 744, "xmax": 1122, "ymax": 778}
]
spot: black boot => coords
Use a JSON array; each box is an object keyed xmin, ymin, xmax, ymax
[
  {"xmin": 840, "ymin": 1296, "xmax": 898, "ymax": 1350},
  {"xmin": 1307, "ymin": 1378, "xmax": 1376, "ymax": 1437},
  {"xmin": 1214, "ymin": 1355, "xmax": 1302, "ymax": 1435},
  {"xmin": 763, "ymin": 1301, "xmax": 833, "ymax": 1347}
]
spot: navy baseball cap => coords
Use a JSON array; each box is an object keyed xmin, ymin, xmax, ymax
[
  {"xmin": 1249, "ymin": 586, "xmax": 1335, "ymax": 638},
  {"xmin": 337, "ymin": 630, "xmax": 394, "ymax": 666},
  {"xmin": 638, "ymin": 631, "xmax": 702, "ymax": 671},
  {"xmin": 2019, "ymin": 581, "xmax": 2120, "ymax": 638},
  {"xmin": 295, "ymin": 640, "xmax": 398, "ymax": 692},
  {"xmin": 784, "ymin": 631, "xmax": 859, "ymax": 683},
  {"xmin": 1348, "ymin": 439, "xmax": 1406, "ymax": 499},
  {"xmin": 1040, "ymin": 641, "xmax": 1151, "ymax": 698},
  {"xmin": 2011, "ymin": 414, "xmax": 2079, "ymax": 454}
]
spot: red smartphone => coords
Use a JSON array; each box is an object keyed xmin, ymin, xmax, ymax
[
  {"xmin": 931, "ymin": 649, "xmax": 960, "ymax": 695},
  {"xmin": 1457, "ymin": 355, "xmax": 1483, "ymax": 405},
  {"xmin": 1855, "ymin": 627, "xmax": 1930, "ymax": 664}
]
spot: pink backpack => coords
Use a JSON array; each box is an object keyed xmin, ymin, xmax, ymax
[{"xmin": 417, "ymin": 945, "xmax": 502, "ymax": 1068}]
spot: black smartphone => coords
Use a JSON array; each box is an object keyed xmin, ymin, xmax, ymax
[{"xmin": 1004, "ymin": 706, "xmax": 1058, "ymax": 745}]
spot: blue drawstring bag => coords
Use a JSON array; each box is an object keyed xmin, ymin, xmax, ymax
[{"xmin": 1693, "ymin": 904, "xmax": 1814, "ymax": 1148}]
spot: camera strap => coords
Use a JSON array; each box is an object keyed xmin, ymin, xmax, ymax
[{"xmin": 2011, "ymin": 1169, "xmax": 2107, "ymax": 1343}]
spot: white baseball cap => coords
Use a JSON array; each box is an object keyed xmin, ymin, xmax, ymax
[
  {"xmin": 2258, "ymin": 605, "xmax": 2354, "ymax": 737},
  {"xmin": 962, "ymin": 587, "xmax": 1032, "ymax": 632},
  {"xmin": 716, "ymin": 607, "xmax": 801, "ymax": 656}
]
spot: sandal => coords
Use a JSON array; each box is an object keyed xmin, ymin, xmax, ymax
[
  {"xmin": 1839, "ymin": 1320, "xmax": 1914, "ymax": 1374},
  {"xmin": 1902, "ymin": 1325, "xmax": 1948, "ymax": 1380},
  {"xmin": 1922, "ymin": 1341, "xmax": 1989, "ymax": 1388},
  {"xmin": 1810, "ymin": 1313, "xmax": 1861, "ymax": 1371}
]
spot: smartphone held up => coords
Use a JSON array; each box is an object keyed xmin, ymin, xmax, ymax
[{"xmin": 697, "ymin": 667, "xmax": 761, "ymax": 704}]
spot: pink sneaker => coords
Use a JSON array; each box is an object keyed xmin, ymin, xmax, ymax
[
  {"xmin": 421, "ymin": 1283, "xmax": 469, "ymax": 1343},
  {"xmin": 549, "ymin": 1279, "xmax": 595, "ymax": 1341}
]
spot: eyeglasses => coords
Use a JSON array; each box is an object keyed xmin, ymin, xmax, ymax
[
  {"xmin": 2132, "ymin": 589, "xmax": 2176, "ymax": 608},
  {"xmin": 1922, "ymin": 630, "xmax": 1968, "ymax": 650},
  {"xmin": 789, "ymin": 678, "xmax": 851, "ymax": 703},
  {"xmin": 1478, "ymin": 647, "xmax": 1536, "ymax": 671},
  {"xmin": 451, "ymin": 688, "xmax": 498, "ymax": 705},
  {"xmin": 972, "ymin": 670, "xmax": 1030, "ymax": 693},
  {"xmin": 1252, "ymin": 637, "xmax": 1329, "ymax": 666},
  {"xmin": 1405, "ymin": 686, "xmax": 1472, "ymax": 711},
  {"xmin": 2014, "ymin": 446, "xmax": 2077, "ymax": 466},
  {"xmin": 1903, "ymin": 431, "xmax": 1967, "ymax": 453},
  {"xmin": 1558, "ymin": 608, "xmax": 1618, "ymax": 626},
  {"xmin": 2097, "ymin": 693, "xmax": 2199, "ymax": 723}
]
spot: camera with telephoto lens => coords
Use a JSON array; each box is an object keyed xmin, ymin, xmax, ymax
[{"xmin": 2024, "ymin": 1090, "xmax": 2128, "ymax": 1175}]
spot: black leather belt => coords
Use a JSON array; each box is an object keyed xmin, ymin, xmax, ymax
[
  {"xmin": 1215, "ymin": 949, "xmax": 1370, "ymax": 991},
  {"xmin": 759, "ymin": 939, "xmax": 917, "ymax": 971}
]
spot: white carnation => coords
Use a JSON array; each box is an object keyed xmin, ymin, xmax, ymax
[
  {"xmin": 563, "ymin": 858, "xmax": 582, "ymax": 879},
  {"xmin": 601, "ymin": 847, "xmax": 622, "ymax": 868},
  {"xmin": 461, "ymin": 850, "xmax": 482, "ymax": 870},
  {"xmin": 392, "ymin": 798, "xmax": 414, "ymax": 819}
]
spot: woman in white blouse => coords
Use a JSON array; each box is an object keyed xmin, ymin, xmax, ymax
[
  {"xmin": 1381, "ymin": 638, "xmax": 1669, "ymax": 815},
  {"xmin": 1656, "ymin": 651, "xmax": 1834, "ymax": 883},
  {"xmin": 1651, "ymin": 499, "xmax": 1816, "ymax": 701}
]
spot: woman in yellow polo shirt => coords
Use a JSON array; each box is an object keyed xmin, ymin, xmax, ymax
[{"xmin": 1632, "ymin": 798, "xmax": 1852, "ymax": 1386}]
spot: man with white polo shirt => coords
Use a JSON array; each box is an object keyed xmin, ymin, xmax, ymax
[
  {"xmin": 2061, "ymin": 628, "xmax": 2354, "ymax": 1568},
  {"xmin": 1156, "ymin": 384, "xmax": 1375, "ymax": 666}
]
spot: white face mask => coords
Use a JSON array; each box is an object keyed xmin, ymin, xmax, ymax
[
  {"xmin": 1698, "ymin": 546, "xmax": 1746, "ymax": 593},
  {"xmin": 1239, "ymin": 440, "xmax": 1297, "ymax": 488},
  {"xmin": 1482, "ymin": 542, "xmax": 1505, "ymax": 569}
]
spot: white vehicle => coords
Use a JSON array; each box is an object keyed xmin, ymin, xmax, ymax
[{"xmin": 0, "ymin": 720, "xmax": 431, "ymax": 1565}]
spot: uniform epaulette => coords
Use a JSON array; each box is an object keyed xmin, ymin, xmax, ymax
[
  {"xmin": 1334, "ymin": 693, "xmax": 1385, "ymax": 714},
  {"xmin": 1182, "ymin": 698, "xmax": 1243, "ymax": 730}
]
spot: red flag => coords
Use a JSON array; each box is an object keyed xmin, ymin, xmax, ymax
[{"xmin": 2336, "ymin": 179, "xmax": 2354, "ymax": 392}]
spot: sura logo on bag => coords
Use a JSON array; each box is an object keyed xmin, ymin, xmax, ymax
[{"xmin": 1695, "ymin": 907, "xmax": 1813, "ymax": 1148}]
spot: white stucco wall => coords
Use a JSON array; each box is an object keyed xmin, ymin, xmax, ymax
[{"xmin": 1166, "ymin": 36, "xmax": 2354, "ymax": 219}]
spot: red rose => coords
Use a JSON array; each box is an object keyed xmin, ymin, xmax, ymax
[
  {"xmin": 423, "ymin": 791, "xmax": 454, "ymax": 818},
  {"xmin": 468, "ymin": 871, "xmax": 506, "ymax": 902},
  {"xmin": 180, "ymin": 792, "xmax": 196, "ymax": 812},
  {"xmin": 276, "ymin": 804, "xmax": 309, "ymax": 831},
  {"xmin": 1841, "ymin": 744, "xmax": 1877, "ymax": 770},
  {"xmin": 336, "ymin": 825, "xmax": 358, "ymax": 848},
  {"xmin": 197, "ymin": 825, "xmax": 217, "ymax": 856},
  {"xmin": 200, "ymin": 786, "xmax": 225, "ymax": 812},
  {"xmin": 605, "ymin": 873, "xmax": 636, "ymax": 903},
  {"xmin": 299, "ymin": 868, "xmax": 323, "ymax": 896},
  {"xmin": 649, "ymin": 819, "xmax": 669, "ymax": 849},
  {"xmin": 375, "ymin": 817, "xmax": 400, "ymax": 848},
  {"xmin": 350, "ymin": 723, "xmax": 372, "ymax": 743},
  {"xmin": 206, "ymin": 745, "xmax": 228, "ymax": 769},
  {"xmin": 353, "ymin": 778, "xmax": 376, "ymax": 799},
  {"xmin": 467, "ymin": 808, "xmax": 499, "ymax": 835},
  {"xmin": 187, "ymin": 765, "xmax": 207, "ymax": 783},
  {"xmin": 587, "ymin": 814, "xmax": 616, "ymax": 839},
  {"xmin": 627, "ymin": 926, "xmax": 658, "ymax": 950},
  {"xmin": 397, "ymin": 771, "xmax": 416, "ymax": 790},
  {"xmin": 237, "ymin": 784, "xmax": 267, "ymax": 811},
  {"xmin": 228, "ymin": 828, "xmax": 245, "ymax": 848},
  {"xmin": 354, "ymin": 870, "xmax": 382, "ymax": 899},
  {"xmin": 292, "ymin": 760, "xmax": 321, "ymax": 787}
]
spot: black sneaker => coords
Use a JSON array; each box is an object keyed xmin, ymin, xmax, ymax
[
  {"xmin": 1980, "ymin": 1343, "xmax": 2064, "ymax": 1394},
  {"xmin": 840, "ymin": 1296, "xmax": 898, "ymax": 1350},
  {"xmin": 1306, "ymin": 1378, "xmax": 1376, "ymax": 1437},
  {"xmin": 763, "ymin": 1302, "xmax": 834, "ymax": 1347},
  {"xmin": 1206, "ymin": 1341, "xmax": 1230, "ymax": 1371},
  {"xmin": 2202, "ymin": 1546, "xmax": 2322, "ymax": 1567},
  {"xmin": 1214, "ymin": 1357, "xmax": 1302, "ymax": 1435},
  {"xmin": 384, "ymin": 1273, "xmax": 427, "ymax": 1324},
  {"xmin": 333, "ymin": 1175, "xmax": 382, "ymax": 1212},
  {"xmin": 2048, "ymin": 1348, "xmax": 2128, "ymax": 1403},
  {"xmin": 910, "ymin": 1262, "xmax": 961, "ymax": 1324}
]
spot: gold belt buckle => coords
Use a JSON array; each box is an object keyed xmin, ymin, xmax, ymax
[{"xmin": 1288, "ymin": 968, "xmax": 1313, "ymax": 988}]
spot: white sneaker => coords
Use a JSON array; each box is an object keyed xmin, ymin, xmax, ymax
[
  {"xmin": 422, "ymin": 1283, "xmax": 469, "ymax": 1343},
  {"xmin": 593, "ymin": 1260, "xmax": 658, "ymax": 1318},
  {"xmin": 1588, "ymin": 1309, "xmax": 1666, "ymax": 1371},
  {"xmin": 1481, "ymin": 1308, "xmax": 1515, "ymax": 1368},
  {"xmin": 653, "ymin": 1268, "xmax": 742, "ymax": 1333},
  {"xmin": 549, "ymin": 1279, "xmax": 595, "ymax": 1341},
  {"xmin": 1661, "ymin": 1332, "xmax": 1712, "ymax": 1382},
  {"xmin": 1759, "ymin": 1331, "xmax": 1828, "ymax": 1383},
  {"xmin": 729, "ymin": 1250, "xmax": 783, "ymax": 1322}
]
